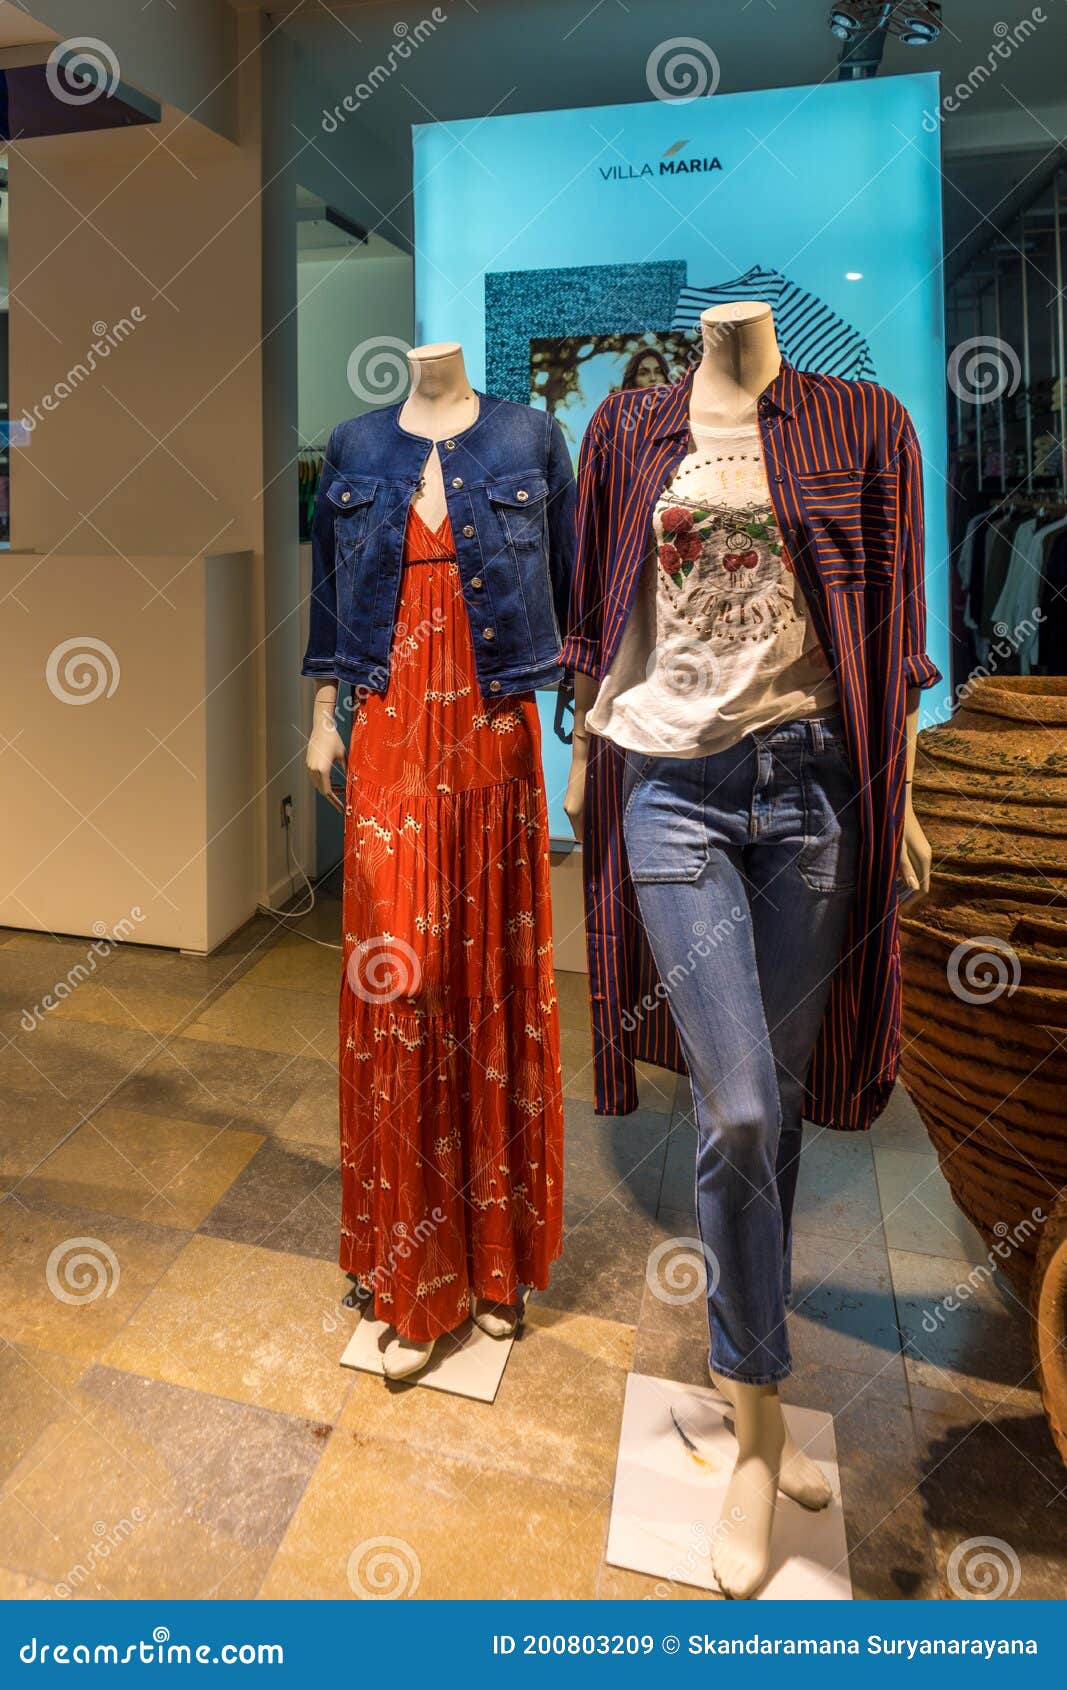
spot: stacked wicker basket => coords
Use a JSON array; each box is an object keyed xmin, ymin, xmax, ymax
[{"xmin": 899, "ymin": 676, "xmax": 1067, "ymax": 1461}]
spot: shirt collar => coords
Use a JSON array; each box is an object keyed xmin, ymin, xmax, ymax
[{"xmin": 649, "ymin": 357, "xmax": 797, "ymax": 440}]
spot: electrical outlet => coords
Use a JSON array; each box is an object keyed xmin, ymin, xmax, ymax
[{"xmin": 281, "ymin": 794, "xmax": 293, "ymax": 829}]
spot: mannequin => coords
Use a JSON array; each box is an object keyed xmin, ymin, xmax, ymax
[
  {"xmin": 564, "ymin": 304, "xmax": 932, "ymax": 1597},
  {"xmin": 304, "ymin": 336, "xmax": 571, "ymax": 1379}
]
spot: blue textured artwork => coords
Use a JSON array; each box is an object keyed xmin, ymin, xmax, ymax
[{"xmin": 484, "ymin": 261, "xmax": 686, "ymax": 402}]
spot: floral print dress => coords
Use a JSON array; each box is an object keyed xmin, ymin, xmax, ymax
[{"xmin": 338, "ymin": 507, "xmax": 564, "ymax": 1342}]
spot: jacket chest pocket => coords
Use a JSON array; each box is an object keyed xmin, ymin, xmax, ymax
[
  {"xmin": 794, "ymin": 466, "xmax": 897, "ymax": 589},
  {"xmin": 487, "ymin": 473, "xmax": 548, "ymax": 553},
  {"xmin": 326, "ymin": 474, "xmax": 378, "ymax": 561}
]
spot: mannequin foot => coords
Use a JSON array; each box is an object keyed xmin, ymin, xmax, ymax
[
  {"xmin": 712, "ymin": 1372, "xmax": 831, "ymax": 1511},
  {"xmin": 472, "ymin": 1298, "xmax": 521, "ymax": 1339},
  {"xmin": 382, "ymin": 1333, "xmax": 435, "ymax": 1380},
  {"xmin": 709, "ymin": 1372, "xmax": 784, "ymax": 1599}
]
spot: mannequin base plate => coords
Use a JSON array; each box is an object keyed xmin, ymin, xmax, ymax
[
  {"xmin": 606, "ymin": 1373, "xmax": 851, "ymax": 1599},
  {"xmin": 340, "ymin": 1311, "xmax": 515, "ymax": 1402}
]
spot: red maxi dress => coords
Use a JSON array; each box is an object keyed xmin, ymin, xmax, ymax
[{"xmin": 338, "ymin": 506, "xmax": 564, "ymax": 1341}]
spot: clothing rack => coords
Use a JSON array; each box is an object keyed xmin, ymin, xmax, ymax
[
  {"xmin": 946, "ymin": 161, "xmax": 1067, "ymax": 679},
  {"xmin": 298, "ymin": 446, "xmax": 325, "ymax": 541},
  {"xmin": 947, "ymin": 163, "xmax": 1067, "ymax": 500}
]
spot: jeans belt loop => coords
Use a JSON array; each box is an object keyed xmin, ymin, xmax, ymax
[{"xmin": 812, "ymin": 717, "xmax": 826, "ymax": 755}]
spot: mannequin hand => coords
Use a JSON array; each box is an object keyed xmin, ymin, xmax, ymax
[
  {"xmin": 306, "ymin": 715, "xmax": 346, "ymax": 813},
  {"xmin": 563, "ymin": 743, "xmax": 589, "ymax": 843},
  {"xmin": 899, "ymin": 797, "xmax": 932, "ymax": 896}
]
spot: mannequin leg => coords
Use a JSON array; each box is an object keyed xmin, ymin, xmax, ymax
[
  {"xmin": 622, "ymin": 732, "xmax": 856, "ymax": 1592},
  {"xmin": 382, "ymin": 1334, "xmax": 436, "ymax": 1379},
  {"xmin": 713, "ymin": 1371, "xmax": 829, "ymax": 1510},
  {"xmin": 709, "ymin": 1373, "xmax": 785, "ymax": 1598},
  {"xmin": 623, "ymin": 755, "xmax": 789, "ymax": 1593},
  {"xmin": 743, "ymin": 717, "xmax": 859, "ymax": 1512},
  {"xmin": 473, "ymin": 1298, "xmax": 522, "ymax": 1338}
]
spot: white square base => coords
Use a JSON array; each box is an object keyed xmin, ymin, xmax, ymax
[
  {"xmin": 339, "ymin": 1312, "xmax": 515, "ymax": 1402},
  {"xmin": 607, "ymin": 1373, "xmax": 852, "ymax": 1599}
]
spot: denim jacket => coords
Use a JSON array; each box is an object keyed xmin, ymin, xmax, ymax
[{"xmin": 301, "ymin": 394, "xmax": 576, "ymax": 701}]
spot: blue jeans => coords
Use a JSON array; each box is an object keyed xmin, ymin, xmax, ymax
[{"xmin": 621, "ymin": 716, "xmax": 859, "ymax": 1384}]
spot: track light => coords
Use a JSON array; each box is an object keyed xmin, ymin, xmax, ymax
[{"xmin": 829, "ymin": 3, "xmax": 942, "ymax": 79}]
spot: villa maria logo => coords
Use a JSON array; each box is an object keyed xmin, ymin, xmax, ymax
[{"xmin": 599, "ymin": 139, "xmax": 722, "ymax": 183}]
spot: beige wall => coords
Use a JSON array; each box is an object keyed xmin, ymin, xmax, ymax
[
  {"xmin": 1, "ymin": 9, "xmax": 382, "ymax": 944},
  {"xmin": 0, "ymin": 550, "xmax": 255, "ymax": 953}
]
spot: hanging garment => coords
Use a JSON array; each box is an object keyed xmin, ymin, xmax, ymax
[
  {"xmin": 338, "ymin": 506, "xmax": 564, "ymax": 1342},
  {"xmin": 1038, "ymin": 528, "xmax": 1067, "ymax": 669},
  {"xmin": 562, "ymin": 361, "xmax": 942, "ymax": 1131},
  {"xmin": 670, "ymin": 265, "xmax": 876, "ymax": 381},
  {"xmin": 990, "ymin": 511, "xmax": 1067, "ymax": 672}
]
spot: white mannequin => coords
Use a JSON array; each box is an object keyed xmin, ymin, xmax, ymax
[
  {"xmin": 564, "ymin": 304, "xmax": 931, "ymax": 1596},
  {"xmin": 306, "ymin": 341, "xmax": 519, "ymax": 1382}
]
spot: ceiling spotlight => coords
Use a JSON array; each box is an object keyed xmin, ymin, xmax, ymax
[
  {"xmin": 845, "ymin": 271, "xmax": 864, "ymax": 280},
  {"xmin": 896, "ymin": 5, "xmax": 942, "ymax": 45},
  {"xmin": 829, "ymin": 3, "xmax": 942, "ymax": 77},
  {"xmin": 829, "ymin": 5, "xmax": 862, "ymax": 38}
]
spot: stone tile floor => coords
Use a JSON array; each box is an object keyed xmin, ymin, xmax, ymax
[{"xmin": 0, "ymin": 897, "xmax": 1063, "ymax": 1601}]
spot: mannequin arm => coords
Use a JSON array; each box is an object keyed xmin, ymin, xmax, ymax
[
  {"xmin": 562, "ymin": 670, "xmax": 599, "ymax": 843},
  {"xmin": 899, "ymin": 687, "xmax": 931, "ymax": 894},
  {"xmin": 306, "ymin": 680, "xmax": 346, "ymax": 813}
]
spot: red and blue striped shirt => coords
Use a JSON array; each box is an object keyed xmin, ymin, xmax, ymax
[{"xmin": 561, "ymin": 360, "xmax": 942, "ymax": 1129}]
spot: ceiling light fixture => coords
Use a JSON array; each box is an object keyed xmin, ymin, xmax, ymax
[{"xmin": 829, "ymin": 2, "xmax": 942, "ymax": 79}]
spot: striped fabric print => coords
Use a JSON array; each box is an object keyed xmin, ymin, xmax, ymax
[
  {"xmin": 671, "ymin": 266, "xmax": 877, "ymax": 383},
  {"xmin": 561, "ymin": 360, "xmax": 942, "ymax": 1130}
]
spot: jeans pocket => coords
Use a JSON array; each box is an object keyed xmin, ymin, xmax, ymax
[
  {"xmin": 799, "ymin": 736, "xmax": 859, "ymax": 893},
  {"xmin": 622, "ymin": 756, "xmax": 710, "ymax": 885}
]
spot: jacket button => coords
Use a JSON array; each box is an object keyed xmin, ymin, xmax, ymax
[
  {"xmin": 445, "ymin": 439, "xmax": 456, "ymax": 450},
  {"xmin": 462, "ymin": 524, "xmax": 475, "ymax": 538},
  {"xmin": 483, "ymin": 627, "xmax": 495, "ymax": 640},
  {"xmin": 471, "ymin": 576, "xmax": 483, "ymax": 589},
  {"xmin": 516, "ymin": 489, "xmax": 529, "ymax": 502},
  {"xmin": 341, "ymin": 491, "xmax": 351, "ymax": 503},
  {"xmin": 452, "ymin": 477, "xmax": 463, "ymax": 488},
  {"xmin": 490, "ymin": 680, "xmax": 501, "ymax": 693},
  {"xmin": 774, "ymin": 473, "xmax": 784, "ymax": 483}
]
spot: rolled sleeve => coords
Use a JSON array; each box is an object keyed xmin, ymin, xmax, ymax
[
  {"xmin": 896, "ymin": 410, "xmax": 943, "ymax": 693},
  {"xmin": 560, "ymin": 403, "xmax": 610, "ymax": 677}
]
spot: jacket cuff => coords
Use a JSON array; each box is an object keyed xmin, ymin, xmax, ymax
[
  {"xmin": 559, "ymin": 634, "xmax": 600, "ymax": 676},
  {"xmin": 301, "ymin": 657, "xmax": 340, "ymax": 680},
  {"xmin": 903, "ymin": 652, "xmax": 942, "ymax": 691}
]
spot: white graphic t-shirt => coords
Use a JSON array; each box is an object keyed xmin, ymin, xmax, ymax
[{"xmin": 586, "ymin": 421, "xmax": 839, "ymax": 758}]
